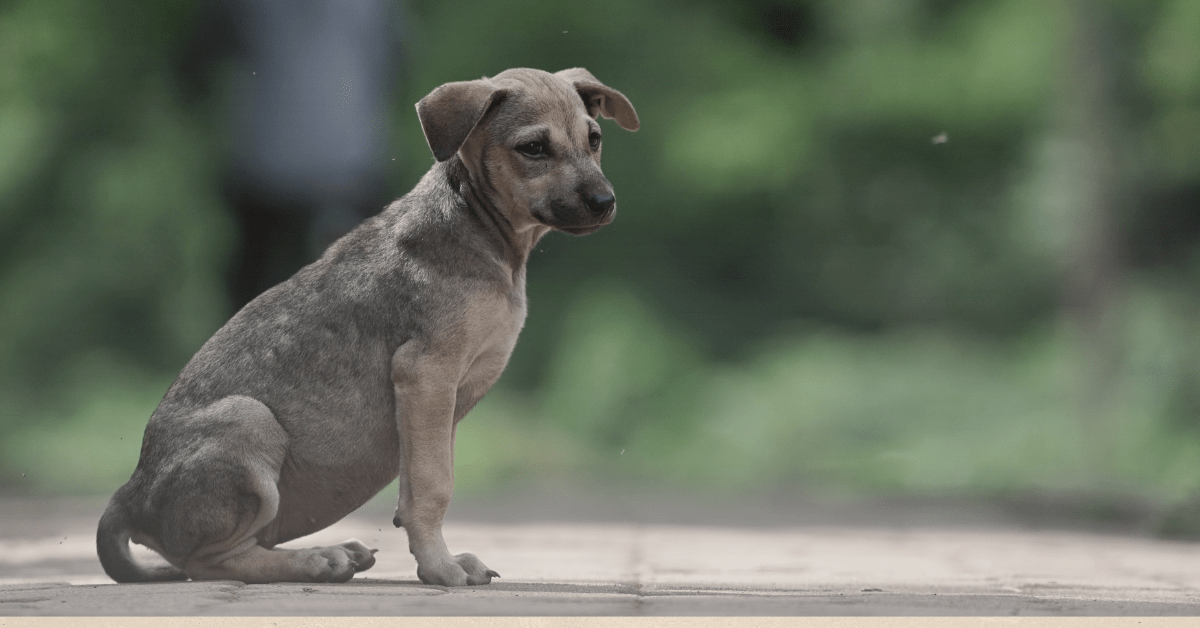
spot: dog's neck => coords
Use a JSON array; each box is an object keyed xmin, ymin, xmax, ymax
[{"xmin": 441, "ymin": 157, "xmax": 548, "ymax": 282}]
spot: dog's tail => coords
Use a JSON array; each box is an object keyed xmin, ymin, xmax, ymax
[{"xmin": 96, "ymin": 488, "xmax": 188, "ymax": 583}]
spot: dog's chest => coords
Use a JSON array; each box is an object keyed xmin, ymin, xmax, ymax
[{"xmin": 457, "ymin": 287, "xmax": 526, "ymax": 389}]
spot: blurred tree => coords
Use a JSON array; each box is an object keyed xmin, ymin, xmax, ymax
[
  {"xmin": 0, "ymin": 0, "xmax": 231, "ymax": 424},
  {"xmin": 1056, "ymin": 0, "xmax": 1138, "ymax": 473}
]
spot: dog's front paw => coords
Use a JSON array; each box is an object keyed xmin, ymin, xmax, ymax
[
  {"xmin": 455, "ymin": 552, "xmax": 500, "ymax": 585},
  {"xmin": 417, "ymin": 552, "xmax": 499, "ymax": 586}
]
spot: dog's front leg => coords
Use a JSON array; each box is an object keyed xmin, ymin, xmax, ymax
[{"xmin": 392, "ymin": 350, "xmax": 498, "ymax": 586}]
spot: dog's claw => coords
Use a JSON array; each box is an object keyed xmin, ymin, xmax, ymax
[
  {"xmin": 486, "ymin": 570, "xmax": 500, "ymax": 578},
  {"xmin": 370, "ymin": 548, "xmax": 378, "ymax": 555}
]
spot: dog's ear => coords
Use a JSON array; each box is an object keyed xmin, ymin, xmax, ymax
[
  {"xmin": 416, "ymin": 79, "xmax": 508, "ymax": 162},
  {"xmin": 555, "ymin": 68, "xmax": 640, "ymax": 132}
]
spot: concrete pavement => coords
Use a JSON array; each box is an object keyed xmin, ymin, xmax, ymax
[{"xmin": 2, "ymin": 491, "xmax": 1199, "ymax": 615}]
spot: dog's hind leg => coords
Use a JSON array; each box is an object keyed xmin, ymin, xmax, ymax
[
  {"xmin": 186, "ymin": 539, "xmax": 376, "ymax": 584},
  {"xmin": 152, "ymin": 396, "xmax": 374, "ymax": 584}
]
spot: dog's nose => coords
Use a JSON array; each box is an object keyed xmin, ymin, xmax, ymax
[{"xmin": 585, "ymin": 192, "xmax": 615, "ymax": 215}]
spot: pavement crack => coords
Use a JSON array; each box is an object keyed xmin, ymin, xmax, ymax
[{"xmin": 629, "ymin": 525, "xmax": 648, "ymax": 615}]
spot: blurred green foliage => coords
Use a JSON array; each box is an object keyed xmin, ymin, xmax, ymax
[{"xmin": 4, "ymin": 0, "xmax": 1200, "ymax": 520}]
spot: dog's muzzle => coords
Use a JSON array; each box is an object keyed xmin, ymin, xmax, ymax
[{"xmin": 540, "ymin": 189, "xmax": 617, "ymax": 235}]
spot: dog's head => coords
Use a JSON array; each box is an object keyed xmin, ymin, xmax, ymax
[{"xmin": 416, "ymin": 68, "xmax": 639, "ymax": 236}]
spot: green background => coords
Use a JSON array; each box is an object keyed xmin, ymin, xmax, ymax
[{"xmin": 3, "ymin": 0, "xmax": 1200, "ymax": 532}]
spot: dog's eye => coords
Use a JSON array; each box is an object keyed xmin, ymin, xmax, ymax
[
  {"xmin": 588, "ymin": 132, "xmax": 602, "ymax": 151},
  {"xmin": 516, "ymin": 141, "xmax": 547, "ymax": 158}
]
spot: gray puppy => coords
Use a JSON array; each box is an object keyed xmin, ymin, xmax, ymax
[{"xmin": 97, "ymin": 67, "xmax": 638, "ymax": 586}]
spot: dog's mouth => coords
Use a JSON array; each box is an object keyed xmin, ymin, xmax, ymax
[
  {"xmin": 557, "ymin": 223, "xmax": 606, "ymax": 236},
  {"xmin": 534, "ymin": 209, "xmax": 614, "ymax": 236}
]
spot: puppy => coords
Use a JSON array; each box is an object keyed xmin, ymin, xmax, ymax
[{"xmin": 96, "ymin": 67, "xmax": 638, "ymax": 586}]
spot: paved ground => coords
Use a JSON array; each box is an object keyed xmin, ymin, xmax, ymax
[{"xmin": 2, "ymin": 489, "xmax": 1200, "ymax": 616}]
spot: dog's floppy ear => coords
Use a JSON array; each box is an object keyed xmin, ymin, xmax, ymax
[
  {"xmin": 416, "ymin": 79, "xmax": 507, "ymax": 162},
  {"xmin": 555, "ymin": 68, "xmax": 640, "ymax": 132}
]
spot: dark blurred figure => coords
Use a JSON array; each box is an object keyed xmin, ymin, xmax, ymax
[{"xmin": 181, "ymin": 0, "xmax": 399, "ymax": 311}]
